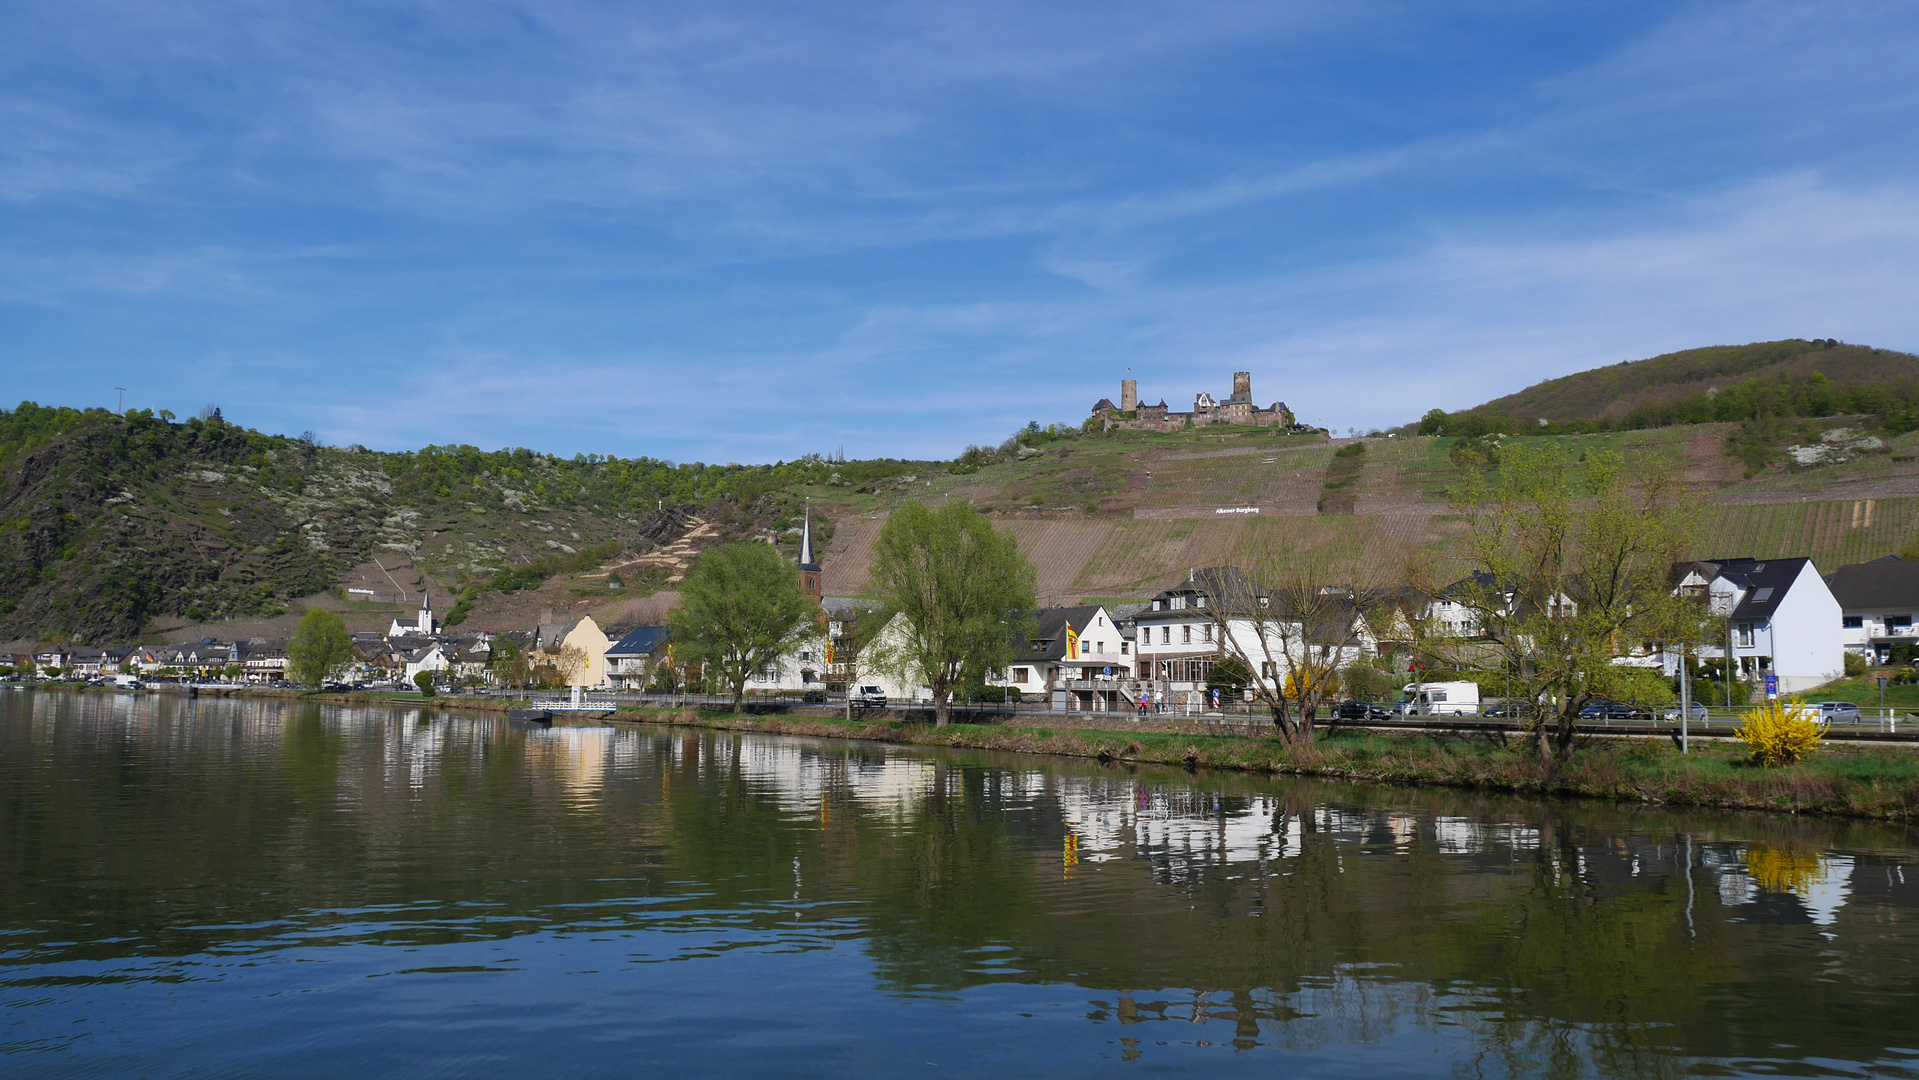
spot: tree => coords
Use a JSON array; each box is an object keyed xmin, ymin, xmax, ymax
[
  {"xmin": 669, "ymin": 542, "xmax": 818, "ymax": 710},
  {"xmin": 414, "ymin": 670, "xmax": 436, "ymax": 697},
  {"xmin": 1411, "ymin": 443, "xmax": 1706, "ymax": 764},
  {"xmin": 1195, "ymin": 565, "xmax": 1377, "ymax": 746},
  {"xmin": 1417, "ymin": 408, "xmax": 1452, "ymax": 436},
  {"xmin": 867, "ymin": 501, "xmax": 1037, "ymax": 726},
  {"xmin": 286, "ymin": 608, "xmax": 355, "ymax": 688},
  {"xmin": 529, "ymin": 644, "xmax": 587, "ymax": 688},
  {"xmin": 490, "ymin": 638, "xmax": 529, "ymax": 688}
]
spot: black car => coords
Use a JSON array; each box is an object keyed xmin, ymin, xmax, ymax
[
  {"xmin": 1579, "ymin": 700, "xmax": 1651, "ymax": 721},
  {"xmin": 1480, "ymin": 703, "xmax": 1534, "ymax": 719},
  {"xmin": 1332, "ymin": 700, "xmax": 1393, "ymax": 721},
  {"xmin": 800, "ymin": 689, "xmax": 827, "ymax": 704}
]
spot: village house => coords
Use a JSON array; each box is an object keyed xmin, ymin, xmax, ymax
[
  {"xmin": 1005, "ymin": 606, "xmax": 1134, "ymax": 710},
  {"xmin": 605, "ymin": 626, "xmax": 670, "ymax": 690},
  {"xmin": 533, "ymin": 615, "xmax": 612, "ymax": 688},
  {"xmin": 1129, "ymin": 568, "xmax": 1375, "ymax": 710},
  {"xmin": 402, "ymin": 642, "xmax": 449, "ymax": 685},
  {"xmin": 1671, "ymin": 557, "xmax": 1844, "ymax": 693},
  {"xmin": 1826, "ymin": 557, "xmax": 1919, "ymax": 664}
]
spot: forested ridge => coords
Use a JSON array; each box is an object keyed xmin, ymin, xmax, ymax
[
  {"xmin": 1416, "ymin": 339, "xmax": 1919, "ymax": 438},
  {"xmin": 0, "ymin": 403, "xmax": 935, "ymax": 642}
]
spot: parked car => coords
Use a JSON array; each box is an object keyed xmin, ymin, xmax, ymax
[
  {"xmin": 1578, "ymin": 700, "xmax": 1652, "ymax": 721},
  {"xmin": 1661, "ymin": 702, "xmax": 1709, "ymax": 723},
  {"xmin": 1331, "ymin": 700, "xmax": 1393, "ymax": 721},
  {"xmin": 1481, "ymin": 702, "xmax": 1535, "ymax": 719},
  {"xmin": 800, "ymin": 689, "xmax": 827, "ymax": 704},
  {"xmin": 1813, "ymin": 701, "xmax": 1862, "ymax": 723},
  {"xmin": 850, "ymin": 685, "xmax": 888, "ymax": 711}
]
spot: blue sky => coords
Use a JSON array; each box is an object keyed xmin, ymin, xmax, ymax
[{"xmin": 4, "ymin": 1, "xmax": 1917, "ymax": 462}]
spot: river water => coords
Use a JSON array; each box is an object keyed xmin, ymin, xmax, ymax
[{"xmin": 2, "ymin": 690, "xmax": 1917, "ymax": 1078}]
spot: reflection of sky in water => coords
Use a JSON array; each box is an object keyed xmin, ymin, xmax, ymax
[{"xmin": 5, "ymin": 691, "xmax": 1919, "ymax": 1078}]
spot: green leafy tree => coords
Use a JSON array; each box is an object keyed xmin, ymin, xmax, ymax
[
  {"xmin": 1413, "ymin": 443, "xmax": 1706, "ymax": 763},
  {"xmin": 489, "ymin": 638, "xmax": 529, "ymax": 689},
  {"xmin": 414, "ymin": 670, "xmax": 436, "ymax": 697},
  {"xmin": 669, "ymin": 542, "xmax": 818, "ymax": 710},
  {"xmin": 286, "ymin": 608, "xmax": 356, "ymax": 688},
  {"xmin": 867, "ymin": 501, "xmax": 1037, "ymax": 726}
]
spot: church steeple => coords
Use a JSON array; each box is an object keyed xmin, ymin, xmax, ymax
[{"xmin": 797, "ymin": 508, "xmax": 822, "ymax": 600}]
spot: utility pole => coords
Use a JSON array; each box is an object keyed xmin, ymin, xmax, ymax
[
  {"xmin": 115, "ymin": 387, "xmax": 127, "ymax": 413},
  {"xmin": 1678, "ymin": 645, "xmax": 1691, "ymax": 754}
]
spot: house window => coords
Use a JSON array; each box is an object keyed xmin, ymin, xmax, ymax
[
  {"xmin": 1843, "ymin": 616, "xmax": 1863, "ymax": 629},
  {"xmin": 1890, "ymin": 615, "xmax": 1913, "ymax": 631},
  {"xmin": 1736, "ymin": 623, "xmax": 1754, "ymax": 648},
  {"xmin": 1011, "ymin": 667, "xmax": 1030, "ymax": 683},
  {"xmin": 1161, "ymin": 626, "xmax": 1171, "ymax": 644},
  {"xmin": 1182, "ymin": 625, "xmax": 1192, "ymax": 644},
  {"xmin": 1120, "ymin": 642, "xmax": 1129, "ymax": 655},
  {"xmin": 1152, "ymin": 600, "xmax": 1161, "ymax": 611},
  {"xmin": 1196, "ymin": 596, "xmax": 1207, "ymax": 608},
  {"xmin": 1202, "ymin": 625, "xmax": 1213, "ymax": 643}
]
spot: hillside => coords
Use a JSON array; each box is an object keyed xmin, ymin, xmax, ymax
[
  {"xmin": 0, "ymin": 404, "xmax": 928, "ymax": 642},
  {"xmin": 804, "ymin": 420, "xmax": 1919, "ymax": 601},
  {"xmin": 11, "ymin": 337, "xmax": 1919, "ymax": 648},
  {"xmin": 1418, "ymin": 339, "xmax": 1919, "ymax": 434}
]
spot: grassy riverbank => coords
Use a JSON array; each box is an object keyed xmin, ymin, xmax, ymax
[{"xmin": 611, "ymin": 707, "xmax": 1919, "ymax": 820}]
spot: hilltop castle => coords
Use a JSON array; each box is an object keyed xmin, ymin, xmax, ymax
[{"xmin": 1090, "ymin": 372, "xmax": 1295, "ymax": 432}]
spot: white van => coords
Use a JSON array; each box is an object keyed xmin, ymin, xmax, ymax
[
  {"xmin": 1397, "ymin": 681, "xmax": 1480, "ymax": 716},
  {"xmin": 112, "ymin": 674, "xmax": 143, "ymax": 690}
]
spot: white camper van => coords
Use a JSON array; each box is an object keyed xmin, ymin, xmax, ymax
[
  {"xmin": 1397, "ymin": 681, "xmax": 1479, "ymax": 717},
  {"xmin": 112, "ymin": 674, "xmax": 143, "ymax": 690}
]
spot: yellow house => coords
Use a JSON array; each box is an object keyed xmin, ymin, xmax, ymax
[{"xmin": 534, "ymin": 615, "xmax": 613, "ymax": 688}]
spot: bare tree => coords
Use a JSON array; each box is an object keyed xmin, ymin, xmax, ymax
[{"xmin": 1196, "ymin": 564, "xmax": 1376, "ymax": 747}]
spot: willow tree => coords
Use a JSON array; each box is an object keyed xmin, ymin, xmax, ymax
[
  {"xmin": 868, "ymin": 501, "xmax": 1036, "ymax": 726},
  {"xmin": 670, "ymin": 542, "xmax": 818, "ymax": 709},
  {"xmin": 1415, "ymin": 443, "xmax": 1706, "ymax": 763},
  {"xmin": 286, "ymin": 608, "xmax": 356, "ymax": 688}
]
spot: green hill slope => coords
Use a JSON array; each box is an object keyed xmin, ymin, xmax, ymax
[
  {"xmin": 0, "ymin": 404, "xmax": 928, "ymax": 642},
  {"xmin": 1417, "ymin": 339, "xmax": 1919, "ymax": 435}
]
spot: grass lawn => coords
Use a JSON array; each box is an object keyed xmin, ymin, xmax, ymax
[{"xmin": 1786, "ymin": 675, "xmax": 1919, "ymax": 709}]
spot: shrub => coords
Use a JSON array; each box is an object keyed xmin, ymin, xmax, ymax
[
  {"xmin": 414, "ymin": 670, "xmax": 436, "ymax": 697},
  {"xmin": 1734, "ymin": 701, "xmax": 1824, "ymax": 767},
  {"xmin": 1843, "ymin": 651, "xmax": 1868, "ymax": 677}
]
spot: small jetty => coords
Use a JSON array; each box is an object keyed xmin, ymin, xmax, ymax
[{"xmin": 515, "ymin": 686, "xmax": 618, "ymax": 723}]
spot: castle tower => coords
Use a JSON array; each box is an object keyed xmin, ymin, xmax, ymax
[
  {"xmin": 798, "ymin": 510, "xmax": 823, "ymax": 600},
  {"xmin": 1120, "ymin": 379, "xmax": 1138, "ymax": 412},
  {"xmin": 1231, "ymin": 371, "xmax": 1252, "ymax": 402}
]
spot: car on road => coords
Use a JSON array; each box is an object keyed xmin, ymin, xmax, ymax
[
  {"xmin": 800, "ymin": 689, "xmax": 827, "ymax": 704},
  {"xmin": 1813, "ymin": 701, "xmax": 1862, "ymax": 723},
  {"xmin": 1578, "ymin": 700, "xmax": 1652, "ymax": 721},
  {"xmin": 1481, "ymin": 702, "xmax": 1536, "ymax": 719},
  {"xmin": 850, "ymin": 685, "xmax": 888, "ymax": 711},
  {"xmin": 1661, "ymin": 702, "xmax": 1709, "ymax": 723},
  {"xmin": 1331, "ymin": 700, "xmax": 1393, "ymax": 721}
]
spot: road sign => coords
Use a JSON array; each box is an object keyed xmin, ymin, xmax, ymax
[{"xmin": 1764, "ymin": 673, "xmax": 1778, "ymax": 699}]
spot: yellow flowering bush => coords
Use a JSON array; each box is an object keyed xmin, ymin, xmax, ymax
[{"xmin": 1734, "ymin": 701, "xmax": 1826, "ymax": 766}]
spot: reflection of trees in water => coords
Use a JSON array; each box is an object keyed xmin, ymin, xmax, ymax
[{"xmin": 7, "ymin": 694, "xmax": 1919, "ymax": 1075}]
